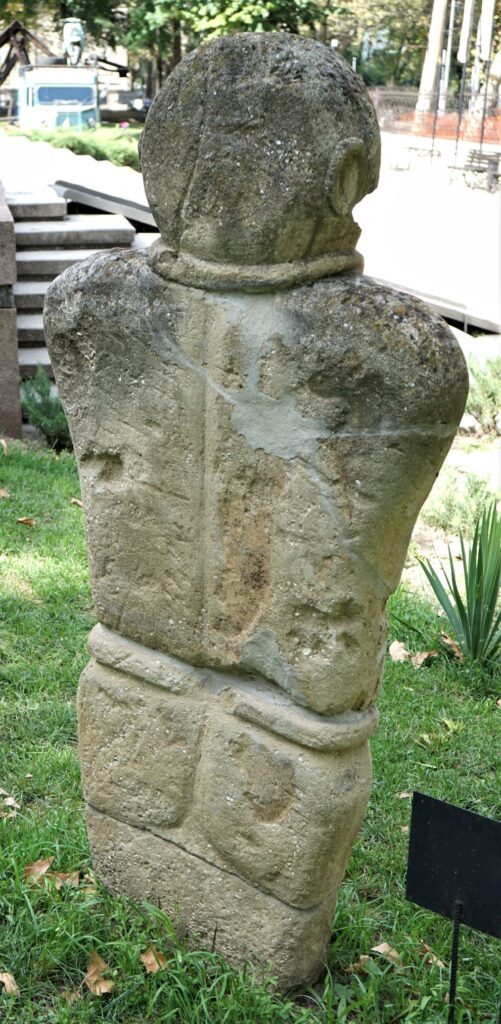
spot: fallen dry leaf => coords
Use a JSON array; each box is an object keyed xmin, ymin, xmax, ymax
[
  {"xmin": 421, "ymin": 942, "xmax": 446, "ymax": 969},
  {"xmin": 397, "ymin": 791, "xmax": 412, "ymax": 799},
  {"xmin": 400, "ymin": 825, "xmax": 410, "ymax": 833},
  {"xmin": 69, "ymin": 498, "xmax": 83, "ymax": 508},
  {"xmin": 0, "ymin": 972, "xmax": 19, "ymax": 997},
  {"xmin": 3, "ymin": 797, "xmax": 20, "ymax": 810},
  {"xmin": 17, "ymin": 517, "xmax": 36, "ymax": 527},
  {"xmin": 24, "ymin": 856, "xmax": 55, "ymax": 882},
  {"xmin": 371, "ymin": 942, "xmax": 402, "ymax": 966},
  {"xmin": 46, "ymin": 870, "xmax": 81, "ymax": 890},
  {"xmin": 344, "ymin": 954, "xmax": 374, "ymax": 975},
  {"xmin": 0, "ymin": 489, "xmax": 9, "ymax": 499},
  {"xmin": 25, "ymin": 773, "xmax": 33, "ymax": 779},
  {"xmin": 439, "ymin": 634, "xmax": 464, "ymax": 661},
  {"xmin": 497, "ymin": 698, "xmax": 501, "ymax": 708},
  {"xmin": 140, "ymin": 946, "xmax": 168, "ymax": 974},
  {"xmin": 84, "ymin": 951, "xmax": 114, "ymax": 996},
  {"xmin": 0, "ymin": 439, "xmax": 8, "ymax": 456},
  {"xmin": 411, "ymin": 650, "xmax": 439, "ymax": 669},
  {"xmin": 389, "ymin": 640, "xmax": 411, "ymax": 663},
  {"xmin": 61, "ymin": 988, "xmax": 82, "ymax": 1006}
]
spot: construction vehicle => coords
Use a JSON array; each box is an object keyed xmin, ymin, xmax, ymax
[{"xmin": 0, "ymin": 18, "xmax": 128, "ymax": 128}]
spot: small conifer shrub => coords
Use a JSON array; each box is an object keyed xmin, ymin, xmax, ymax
[{"xmin": 21, "ymin": 367, "xmax": 72, "ymax": 450}]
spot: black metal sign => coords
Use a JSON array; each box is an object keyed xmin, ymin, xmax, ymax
[
  {"xmin": 406, "ymin": 792, "xmax": 501, "ymax": 938},
  {"xmin": 405, "ymin": 792, "xmax": 501, "ymax": 1023}
]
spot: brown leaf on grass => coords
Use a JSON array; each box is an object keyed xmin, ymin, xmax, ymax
[
  {"xmin": 0, "ymin": 489, "xmax": 9, "ymax": 499},
  {"xmin": 439, "ymin": 634, "xmax": 464, "ymax": 661},
  {"xmin": 0, "ymin": 972, "xmax": 20, "ymax": 996},
  {"xmin": 411, "ymin": 650, "xmax": 439, "ymax": 669},
  {"xmin": 24, "ymin": 856, "xmax": 54, "ymax": 882},
  {"xmin": 69, "ymin": 498, "xmax": 83, "ymax": 508},
  {"xmin": 371, "ymin": 942, "xmax": 402, "ymax": 966},
  {"xmin": 84, "ymin": 951, "xmax": 114, "ymax": 996},
  {"xmin": 140, "ymin": 946, "xmax": 168, "ymax": 974},
  {"xmin": 344, "ymin": 954, "xmax": 374, "ymax": 975},
  {"xmin": 400, "ymin": 825, "xmax": 410, "ymax": 833},
  {"xmin": 62, "ymin": 988, "xmax": 82, "ymax": 1006},
  {"xmin": 420, "ymin": 942, "xmax": 446, "ymax": 969},
  {"xmin": 0, "ymin": 439, "xmax": 8, "ymax": 456},
  {"xmin": 397, "ymin": 791, "xmax": 412, "ymax": 799},
  {"xmin": 3, "ymin": 796, "xmax": 20, "ymax": 809},
  {"xmin": 25, "ymin": 773, "xmax": 33, "ymax": 779},
  {"xmin": 46, "ymin": 870, "xmax": 81, "ymax": 890},
  {"xmin": 17, "ymin": 517, "xmax": 36, "ymax": 527},
  {"xmin": 497, "ymin": 698, "xmax": 501, "ymax": 708},
  {"xmin": 389, "ymin": 640, "xmax": 411, "ymax": 662}
]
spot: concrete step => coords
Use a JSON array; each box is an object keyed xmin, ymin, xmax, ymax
[
  {"xmin": 18, "ymin": 347, "xmax": 54, "ymax": 378},
  {"xmin": 6, "ymin": 188, "xmax": 67, "ymax": 221},
  {"xmin": 14, "ymin": 214, "xmax": 135, "ymax": 248},
  {"xmin": 13, "ymin": 280, "xmax": 50, "ymax": 310},
  {"xmin": 17, "ymin": 313, "xmax": 45, "ymax": 343},
  {"xmin": 16, "ymin": 248, "xmax": 101, "ymax": 278}
]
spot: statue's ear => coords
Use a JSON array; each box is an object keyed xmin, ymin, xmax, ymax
[{"xmin": 326, "ymin": 137, "xmax": 368, "ymax": 217}]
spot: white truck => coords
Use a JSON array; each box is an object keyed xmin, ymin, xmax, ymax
[{"xmin": 17, "ymin": 64, "xmax": 100, "ymax": 130}]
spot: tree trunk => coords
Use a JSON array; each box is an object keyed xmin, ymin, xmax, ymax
[
  {"xmin": 416, "ymin": 0, "xmax": 449, "ymax": 113},
  {"xmin": 171, "ymin": 19, "xmax": 182, "ymax": 68}
]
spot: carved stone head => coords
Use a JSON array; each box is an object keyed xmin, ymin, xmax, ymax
[{"xmin": 141, "ymin": 33, "xmax": 381, "ymax": 289}]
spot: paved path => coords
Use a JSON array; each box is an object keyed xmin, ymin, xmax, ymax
[{"xmin": 1, "ymin": 128, "xmax": 500, "ymax": 331}]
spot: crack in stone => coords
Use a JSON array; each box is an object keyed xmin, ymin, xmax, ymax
[{"xmin": 87, "ymin": 804, "xmax": 323, "ymax": 915}]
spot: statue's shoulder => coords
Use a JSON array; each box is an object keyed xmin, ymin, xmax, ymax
[{"xmin": 45, "ymin": 248, "xmax": 163, "ymax": 328}]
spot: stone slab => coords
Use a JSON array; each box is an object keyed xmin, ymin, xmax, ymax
[
  {"xmin": 0, "ymin": 307, "xmax": 21, "ymax": 437},
  {"xmin": 87, "ymin": 806, "xmax": 335, "ymax": 989},
  {"xmin": 16, "ymin": 248, "xmax": 102, "ymax": 278},
  {"xmin": 0, "ymin": 184, "xmax": 16, "ymax": 287},
  {"xmin": 14, "ymin": 214, "xmax": 135, "ymax": 249},
  {"xmin": 5, "ymin": 187, "xmax": 67, "ymax": 221}
]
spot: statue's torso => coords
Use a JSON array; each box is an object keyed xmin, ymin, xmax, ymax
[{"xmin": 46, "ymin": 248, "xmax": 466, "ymax": 715}]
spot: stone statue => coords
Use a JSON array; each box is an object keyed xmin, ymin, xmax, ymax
[{"xmin": 44, "ymin": 33, "xmax": 468, "ymax": 989}]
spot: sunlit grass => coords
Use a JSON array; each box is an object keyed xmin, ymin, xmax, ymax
[{"xmin": 1, "ymin": 442, "xmax": 499, "ymax": 1022}]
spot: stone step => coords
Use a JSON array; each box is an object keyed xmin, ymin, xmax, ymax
[
  {"xmin": 6, "ymin": 188, "xmax": 67, "ymax": 221},
  {"xmin": 16, "ymin": 248, "xmax": 102, "ymax": 278},
  {"xmin": 14, "ymin": 214, "xmax": 135, "ymax": 249},
  {"xmin": 13, "ymin": 280, "xmax": 50, "ymax": 309},
  {"xmin": 18, "ymin": 346, "xmax": 54, "ymax": 378},
  {"xmin": 17, "ymin": 313, "xmax": 45, "ymax": 342}
]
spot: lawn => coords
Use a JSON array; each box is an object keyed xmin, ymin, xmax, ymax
[{"xmin": 0, "ymin": 442, "xmax": 499, "ymax": 1023}]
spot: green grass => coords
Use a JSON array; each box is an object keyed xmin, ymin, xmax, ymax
[
  {"xmin": 1, "ymin": 442, "xmax": 500, "ymax": 1022},
  {"xmin": 4, "ymin": 125, "xmax": 143, "ymax": 170}
]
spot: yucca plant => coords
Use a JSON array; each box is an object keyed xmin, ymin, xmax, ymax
[{"xmin": 419, "ymin": 502, "xmax": 501, "ymax": 664}]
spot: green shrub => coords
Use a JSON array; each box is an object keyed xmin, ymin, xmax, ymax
[
  {"xmin": 466, "ymin": 356, "xmax": 501, "ymax": 435},
  {"xmin": 21, "ymin": 367, "xmax": 72, "ymax": 451},
  {"xmin": 419, "ymin": 502, "xmax": 501, "ymax": 665},
  {"xmin": 8, "ymin": 126, "xmax": 141, "ymax": 171},
  {"xmin": 422, "ymin": 468, "xmax": 498, "ymax": 538}
]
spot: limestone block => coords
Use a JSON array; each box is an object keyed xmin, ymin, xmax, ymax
[
  {"xmin": 197, "ymin": 715, "xmax": 372, "ymax": 908},
  {"xmin": 0, "ymin": 308, "xmax": 21, "ymax": 438},
  {"xmin": 0, "ymin": 185, "xmax": 16, "ymax": 287},
  {"xmin": 78, "ymin": 661, "xmax": 206, "ymax": 830},
  {"xmin": 44, "ymin": 31, "xmax": 469, "ymax": 987},
  {"xmin": 45, "ymin": 259, "xmax": 467, "ymax": 715},
  {"xmin": 87, "ymin": 807, "xmax": 336, "ymax": 990}
]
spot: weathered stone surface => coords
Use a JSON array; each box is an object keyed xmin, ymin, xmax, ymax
[
  {"xmin": 80, "ymin": 628, "xmax": 376, "ymax": 909},
  {"xmin": 78, "ymin": 661, "xmax": 206, "ymax": 830},
  {"xmin": 140, "ymin": 33, "xmax": 380, "ymax": 289},
  {"xmin": 44, "ymin": 30, "xmax": 468, "ymax": 987},
  {"xmin": 87, "ymin": 807, "xmax": 336, "ymax": 990},
  {"xmin": 46, "ymin": 257, "xmax": 467, "ymax": 715}
]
